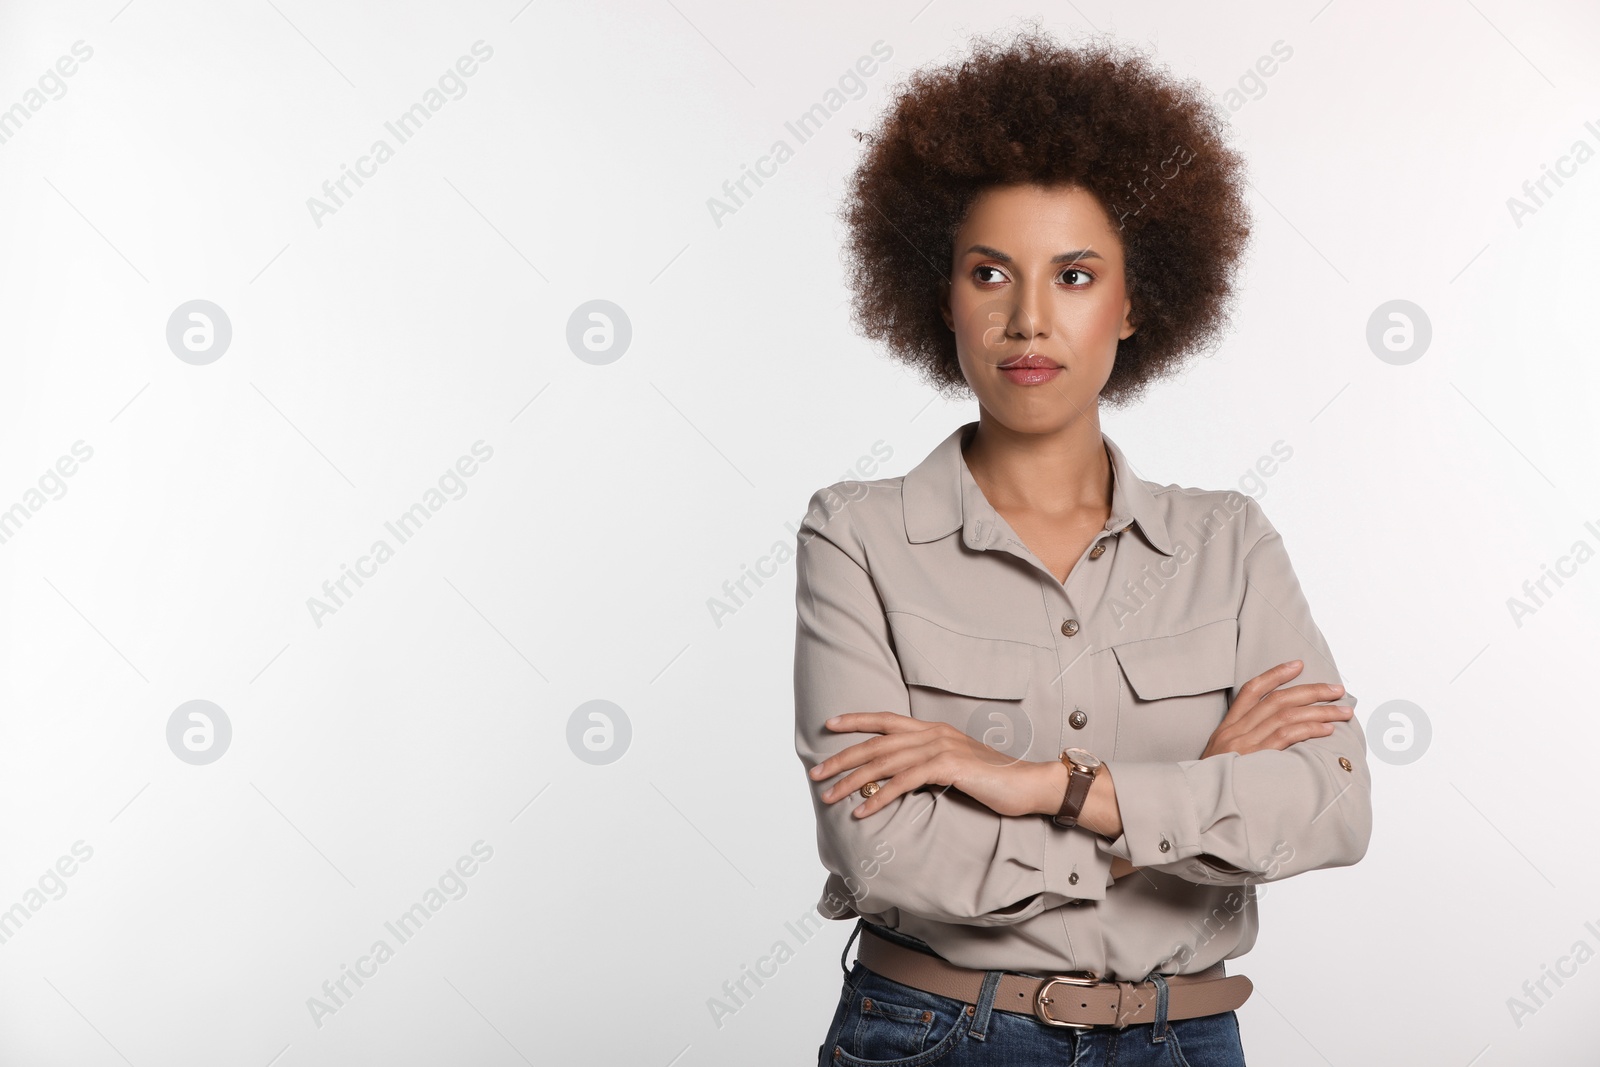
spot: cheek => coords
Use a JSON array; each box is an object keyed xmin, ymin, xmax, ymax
[
  {"xmin": 952, "ymin": 293, "xmax": 996, "ymax": 350},
  {"xmin": 1065, "ymin": 291, "xmax": 1127, "ymax": 336},
  {"xmin": 955, "ymin": 297, "xmax": 1027, "ymax": 372},
  {"xmin": 1102, "ymin": 298, "xmax": 1130, "ymax": 334}
]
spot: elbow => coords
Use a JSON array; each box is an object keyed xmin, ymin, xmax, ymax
[
  {"xmin": 1297, "ymin": 820, "xmax": 1370, "ymax": 877},
  {"xmin": 817, "ymin": 843, "xmax": 1036, "ymax": 928},
  {"xmin": 1162, "ymin": 784, "xmax": 1373, "ymax": 887},
  {"xmin": 1335, "ymin": 789, "xmax": 1374, "ymax": 869},
  {"xmin": 813, "ymin": 808, "xmax": 1046, "ymax": 928},
  {"xmin": 817, "ymin": 829, "xmax": 899, "ymax": 905},
  {"xmin": 1320, "ymin": 766, "xmax": 1374, "ymax": 871},
  {"xmin": 1274, "ymin": 742, "xmax": 1375, "ymax": 877},
  {"xmin": 814, "ymin": 814, "xmax": 912, "ymax": 919},
  {"xmin": 1274, "ymin": 784, "xmax": 1374, "ymax": 880}
]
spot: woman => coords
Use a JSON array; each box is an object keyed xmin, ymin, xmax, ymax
[{"xmin": 793, "ymin": 25, "xmax": 1372, "ymax": 1067}]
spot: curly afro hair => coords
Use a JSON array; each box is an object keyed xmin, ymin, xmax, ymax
[{"xmin": 837, "ymin": 21, "xmax": 1252, "ymax": 407}]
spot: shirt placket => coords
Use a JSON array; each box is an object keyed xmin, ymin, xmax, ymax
[
  {"xmin": 967, "ymin": 507, "xmax": 1131, "ymax": 740},
  {"xmin": 967, "ymin": 507, "xmax": 1133, "ymax": 976}
]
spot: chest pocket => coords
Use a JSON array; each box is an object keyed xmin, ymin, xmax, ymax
[
  {"xmin": 886, "ymin": 612, "xmax": 1037, "ymax": 761},
  {"xmin": 1109, "ymin": 617, "xmax": 1237, "ymax": 762}
]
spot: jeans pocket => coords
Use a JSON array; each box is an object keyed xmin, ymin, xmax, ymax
[
  {"xmin": 831, "ymin": 967, "xmax": 968, "ymax": 1067},
  {"xmin": 1163, "ymin": 1010, "xmax": 1247, "ymax": 1067}
]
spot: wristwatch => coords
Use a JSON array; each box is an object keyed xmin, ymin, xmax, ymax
[{"xmin": 1051, "ymin": 747, "xmax": 1102, "ymax": 828}]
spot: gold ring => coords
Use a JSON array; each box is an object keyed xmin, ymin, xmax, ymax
[{"xmin": 859, "ymin": 781, "xmax": 881, "ymax": 799}]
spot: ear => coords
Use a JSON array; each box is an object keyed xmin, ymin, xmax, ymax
[
  {"xmin": 938, "ymin": 279, "xmax": 954, "ymax": 332},
  {"xmin": 1119, "ymin": 295, "xmax": 1137, "ymax": 340}
]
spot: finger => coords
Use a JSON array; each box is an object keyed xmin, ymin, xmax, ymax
[
  {"xmin": 811, "ymin": 734, "xmax": 892, "ymax": 784},
  {"xmin": 824, "ymin": 712, "xmax": 928, "ymax": 733},
  {"xmin": 1255, "ymin": 708, "xmax": 1356, "ymax": 751},
  {"xmin": 1221, "ymin": 661, "xmax": 1305, "ymax": 725},
  {"xmin": 814, "ymin": 715, "xmax": 942, "ymax": 779},
  {"xmin": 1252, "ymin": 700, "xmax": 1354, "ymax": 742},
  {"xmin": 1243, "ymin": 659, "xmax": 1305, "ymax": 697},
  {"xmin": 1272, "ymin": 681, "xmax": 1348, "ymax": 706},
  {"xmin": 1228, "ymin": 700, "xmax": 1353, "ymax": 753},
  {"xmin": 1305, "ymin": 701, "xmax": 1354, "ymax": 720},
  {"xmin": 1260, "ymin": 719, "xmax": 1342, "ymax": 750},
  {"xmin": 824, "ymin": 736, "xmax": 937, "ymax": 803},
  {"xmin": 816, "ymin": 734, "xmax": 924, "ymax": 798},
  {"xmin": 1262, "ymin": 701, "xmax": 1355, "ymax": 729},
  {"xmin": 1234, "ymin": 679, "xmax": 1345, "ymax": 735},
  {"xmin": 848, "ymin": 758, "xmax": 932, "ymax": 818}
]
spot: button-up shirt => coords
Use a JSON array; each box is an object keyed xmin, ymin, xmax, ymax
[{"xmin": 793, "ymin": 420, "xmax": 1372, "ymax": 980}]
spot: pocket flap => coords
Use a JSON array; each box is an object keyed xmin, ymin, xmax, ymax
[
  {"xmin": 1110, "ymin": 618, "xmax": 1237, "ymax": 700},
  {"xmin": 886, "ymin": 612, "xmax": 1033, "ymax": 699}
]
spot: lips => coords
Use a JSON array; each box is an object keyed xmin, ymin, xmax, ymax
[
  {"xmin": 999, "ymin": 354, "xmax": 1060, "ymax": 369},
  {"xmin": 998, "ymin": 356, "xmax": 1063, "ymax": 386}
]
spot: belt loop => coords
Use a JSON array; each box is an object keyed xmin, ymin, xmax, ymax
[
  {"xmin": 1148, "ymin": 972, "xmax": 1171, "ymax": 1043},
  {"xmin": 966, "ymin": 969, "xmax": 1004, "ymax": 1040},
  {"xmin": 840, "ymin": 918, "xmax": 863, "ymax": 979}
]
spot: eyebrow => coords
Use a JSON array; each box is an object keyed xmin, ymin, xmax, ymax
[{"xmin": 962, "ymin": 244, "xmax": 1104, "ymax": 264}]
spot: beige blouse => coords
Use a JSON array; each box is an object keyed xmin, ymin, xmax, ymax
[{"xmin": 793, "ymin": 420, "xmax": 1372, "ymax": 980}]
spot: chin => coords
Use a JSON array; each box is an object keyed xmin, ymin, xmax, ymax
[{"xmin": 980, "ymin": 401, "xmax": 1091, "ymax": 434}]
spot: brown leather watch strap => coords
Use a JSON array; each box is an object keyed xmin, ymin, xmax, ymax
[
  {"xmin": 1051, "ymin": 752, "xmax": 1096, "ymax": 828},
  {"xmin": 857, "ymin": 924, "xmax": 1252, "ymax": 1029}
]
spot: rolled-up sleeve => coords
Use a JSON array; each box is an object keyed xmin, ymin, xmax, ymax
[
  {"xmin": 1096, "ymin": 495, "xmax": 1373, "ymax": 885},
  {"xmin": 794, "ymin": 487, "xmax": 1111, "ymax": 926}
]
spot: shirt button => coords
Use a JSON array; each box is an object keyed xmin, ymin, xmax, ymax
[
  {"xmin": 1069, "ymin": 709, "xmax": 1088, "ymax": 730},
  {"xmin": 1068, "ymin": 871, "xmax": 1079, "ymax": 884},
  {"xmin": 1338, "ymin": 756, "xmax": 1353, "ymax": 772},
  {"xmin": 1061, "ymin": 619, "xmax": 1080, "ymax": 636},
  {"xmin": 1158, "ymin": 837, "xmax": 1171, "ymax": 853},
  {"xmin": 1089, "ymin": 543, "xmax": 1106, "ymax": 559}
]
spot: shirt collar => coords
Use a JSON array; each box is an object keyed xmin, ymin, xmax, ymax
[{"xmin": 902, "ymin": 420, "xmax": 1176, "ymax": 556}]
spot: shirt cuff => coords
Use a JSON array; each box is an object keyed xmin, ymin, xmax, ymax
[
  {"xmin": 1142, "ymin": 854, "xmax": 1258, "ymax": 885},
  {"xmin": 1042, "ymin": 814, "xmax": 1111, "ymax": 902},
  {"xmin": 1094, "ymin": 760, "xmax": 1204, "ymax": 869}
]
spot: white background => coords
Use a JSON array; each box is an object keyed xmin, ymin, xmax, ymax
[{"xmin": 1, "ymin": 0, "xmax": 1596, "ymax": 1064}]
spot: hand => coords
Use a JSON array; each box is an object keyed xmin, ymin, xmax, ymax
[
  {"xmin": 1109, "ymin": 856, "xmax": 1142, "ymax": 881},
  {"xmin": 810, "ymin": 712, "xmax": 1048, "ymax": 819},
  {"xmin": 1202, "ymin": 660, "xmax": 1353, "ymax": 759}
]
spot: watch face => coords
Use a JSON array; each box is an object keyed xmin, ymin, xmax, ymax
[{"xmin": 1065, "ymin": 747, "xmax": 1101, "ymax": 770}]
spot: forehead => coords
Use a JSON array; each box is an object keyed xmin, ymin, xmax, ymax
[{"xmin": 955, "ymin": 182, "xmax": 1123, "ymax": 259}]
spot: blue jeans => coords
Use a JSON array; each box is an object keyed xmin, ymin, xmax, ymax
[{"xmin": 817, "ymin": 952, "xmax": 1248, "ymax": 1066}]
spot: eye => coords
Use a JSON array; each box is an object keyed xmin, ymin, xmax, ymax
[
  {"xmin": 973, "ymin": 264, "xmax": 1007, "ymax": 284},
  {"xmin": 1060, "ymin": 266, "xmax": 1093, "ymax": 287}
]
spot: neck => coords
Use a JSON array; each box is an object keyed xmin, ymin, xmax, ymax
[{"xmin": 960, "ymin": 413, "xmax": 1112, "ymax": 515}]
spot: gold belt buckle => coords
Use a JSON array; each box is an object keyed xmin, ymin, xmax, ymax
[{"xmin": 1034, "ymin": 972, "xmax": 1100, "ymax": 1029}]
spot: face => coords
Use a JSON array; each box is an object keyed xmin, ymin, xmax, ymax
[{"xmin": 939, "ymin": 182, "xmax": 1135, "ymax": 433}]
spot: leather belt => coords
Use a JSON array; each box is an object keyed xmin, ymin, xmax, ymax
[{"xmin": 857, "ymin": 924, "xmax": 1253, "ymax": 1030}]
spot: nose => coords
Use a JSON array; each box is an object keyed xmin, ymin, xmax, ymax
[
  {"xmin": 974, "ymin": 282, "xmax": 1054, "ymax": 354},
  {"xmin": 1006, "ymin": 276, "xmax": 1053, "ymax": 343}
]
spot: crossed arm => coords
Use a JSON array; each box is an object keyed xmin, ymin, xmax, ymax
[{"xmin": 796, "ymin": 491, "xmax": 1373, "ymax": 925}]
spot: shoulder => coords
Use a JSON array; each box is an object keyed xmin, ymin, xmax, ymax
[
  {"xmin": 796, "ymin": 476, "xmax": 906, "ymax": 560},
  {"xmin": 1139, "ymin": 471, "xmax": 1276, "ymax": 561}
]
